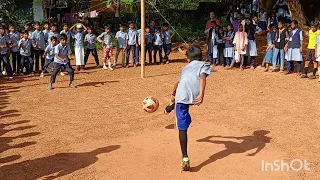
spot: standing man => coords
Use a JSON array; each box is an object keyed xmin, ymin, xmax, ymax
[{"xmin": 205, "ymin": 12, "xmax": 221, "ymax": 30}]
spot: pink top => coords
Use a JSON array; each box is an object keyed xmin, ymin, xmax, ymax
[{"xmin": 205, "ymin": 18, "xmax": 221, "ymax": 30}]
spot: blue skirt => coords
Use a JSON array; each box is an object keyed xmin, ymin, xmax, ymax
[{"xmin": 264, "ymin": 48, "xmax": 273, "ymax": 63}]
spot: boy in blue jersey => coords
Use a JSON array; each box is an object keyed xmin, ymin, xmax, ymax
[{"xmin": 170, "ymin": 45, "xmax": 211, "ymax": 172}]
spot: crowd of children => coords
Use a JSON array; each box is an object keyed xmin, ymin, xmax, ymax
[
  {"xmin": 0, "ymin": 21, "xmax": 175, "ymax": 85},
  {"xmin": 205, "ymin": 8, "xmax": 320, "ymax": 82}
]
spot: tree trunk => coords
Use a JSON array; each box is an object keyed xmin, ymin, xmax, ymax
[
  {"xmin": 115, "ymin": 0, "xmax": 120, "ymax": 17},
  {"xmin": 286, "ymin": 0, "xmax": 307, "ymax": 25}
]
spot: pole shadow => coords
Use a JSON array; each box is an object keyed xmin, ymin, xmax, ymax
[
  {"xmin": 192, "ymin": 130, "xmax": 271, "ymax": 172},
  {"xmin": 0, "ymin": 145, "xmax": 121, "ymax": 180}
]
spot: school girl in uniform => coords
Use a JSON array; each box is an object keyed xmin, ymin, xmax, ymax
[
  {"xmin": 224, "ymin": 24, "xmax": 235, "ymax": 69},
  {"xmin": 264, "ymin": 25, "xmax": 277, "ymax": 71},
  {"xmin": 205, "ymin": 21, "xmax": 219, "ymax": 70},
  {"xmin": 285, "ymin": 20, "xmax": 303, "ymax": 75},
  {"xmin": 244, "ymin": 18, "xmax": 262, "ymax": 69}
]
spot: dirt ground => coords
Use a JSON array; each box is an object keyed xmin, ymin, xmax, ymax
[{"xmin": 1, "ymin": 34, "xmax": 320, "ymax": 180}]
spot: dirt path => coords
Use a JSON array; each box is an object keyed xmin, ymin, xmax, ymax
[{"xmin": 0, "ymin": 37, "xmax": 320, "ymax": 180}]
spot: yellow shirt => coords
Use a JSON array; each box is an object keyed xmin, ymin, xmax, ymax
[{"xmin": 308, "ymin": 29, "xmax": 320, "ymax": 49}]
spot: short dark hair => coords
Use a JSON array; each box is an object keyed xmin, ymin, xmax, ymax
[
  {"xmin": 51, "ymin": 36, "xmax": 58, "ymax": 41},
  {"xmin": 34, "ymin": 21, "xmax": 40, "ymax": 26},
  {"xmin": 59, "ymin": 33, "xmax": 67, "ymax": 40},
  {"xmin": 0, "ymin": 25, "xmax": 5, "ymax": 30},
  {"xmin": 211, "ymin": 21, "xmax": 217, "ymax": 25},
  {"xmin": 63, "ymin": 23, "xmax": 69, "ymax": 27},
  {"xmin": 186, "ymin": 45, "xmax": 202, "ymax": 61},
  {"xmin": 23, "ymin": 30, "xmax": 29, "ymax": 35},
  {"xmin": 292, "ymin": 20, "xmax": 299, "ymax": 25},
  {"xmin": 162, "ymin": 23, "xmax": 169, "ymax": 27},
  {"xmin": 51, "ymin": 23, "xmax": 57, "ymax": 27},
  {"xmin": 43, "ymin": 22, "xmax": 49, "ymax": 25},
  {"xmin": 25, "ymin": 22, "xmax": 32, "ymax": 27}
]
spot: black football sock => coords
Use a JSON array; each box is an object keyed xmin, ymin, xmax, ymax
[
  {"xmin": 304, "ymin": 67, "xmax": 308, "ymax": 75},
  {"xmin": 313, "ymin": 68, "xmax": 318, "ymax": 76},
  {"xmin": 179, "ymin": 130, "xmax": 188, "ymax": 158}
]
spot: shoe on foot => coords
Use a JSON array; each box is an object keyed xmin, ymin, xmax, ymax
[
  {"xmin": 181, "ymin": 157, "xmax": 191, "ymax": 172},
  {"xmin": 309, "ymin": 75, "xmax": 317, "ymax": 79},
  {"xmin": 109, "ymin": 67, "xmax": 114, "ymax": 71},
  {"xmin": 60, "ymin": 72, "xmax": 66, "ymax": 76},
  {"xmin": 103, "ymin": 65, "xmax": 108, "ymax": 70},
  {"xmin": 301, "ymin": 74, "xmax": 308, "ymax": 78},
  {"xmin": 69, "ymin": 84, "xmax": 76, "ymax": 88},
  {"xmin": 48, "ymin": 85, "xmax": 53, "ymax": 90},
  {"xmin": 40, "ymin": 73, "xmax": 45, "ymax": 78}
]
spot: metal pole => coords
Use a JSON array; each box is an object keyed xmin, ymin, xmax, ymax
[{"xmin": 140, "ymin": 0, "xmax": 146, "ymax": 78}]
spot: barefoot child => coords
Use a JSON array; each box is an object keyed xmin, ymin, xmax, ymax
[
  {"xmin": 40, "ymin": 36, "xmax": 58, "ymax": 77},
  {"xmin": 84, "ymin": 27, "xmax": 99, "ymax": 68},
  {"xmin": 48, "ymin": 34, "xmax": 75, "ymax": 90},
  {"xmin": 301, "ymin": 22, "xmax": 320, "ymax": 79},
  {"xmin": 97, "ymin": 25, "xmax": 114, "ymax": 70},
  {"xmin": 217, "ymin": 27, "xmax": 225, "ymax": 66},
  {"xmin": 264, "ymin": 25, "xmax": 276, "ymax": 71},
  {"xmin": 233, "ymin": 24, "xmax": 248, "ymax": 70},
  {"xmin": 171, "ymin": 45, "xmax": 210, "ymax": 172},
  {"xmin": 125, "ymin": 22, "xmax": 138, "ymax": 68},
  {"xmin": 162, "ymin": 23, "xmax": 174, "ymax": 64},
  {"xmin": 224, "ymin": 24, "xmax": 234, "ymax": 69},
  {"xmin": 286, "ymin": 20, "xmax": 303, "ymax": 75}
]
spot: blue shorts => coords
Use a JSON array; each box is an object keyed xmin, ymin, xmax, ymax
[{"xmin": 176, "ymin": 103, "xmax": 192, "ymax": 130}]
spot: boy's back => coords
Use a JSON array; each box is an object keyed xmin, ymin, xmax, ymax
[{"xmin": 176, "ymin": 60, "xmax": 211, "ymax": 105}]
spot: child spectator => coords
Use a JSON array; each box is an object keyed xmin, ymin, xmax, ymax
[
  {"xmin": 205, "ymin": 21, "xmax": 219, "ymax": 67},
  {"xmin": 145, "ymin": 26, "xmax": 153, "ymax": 64},
  {"xmin": 153, "ymin": 27, "xmax": 164, "ymax": 65},
  {"xmin": 285, "ymin": 20, "xmax": 303, "ymax": 75},
  {"xmin": 43, "ymin": 22, "xmax": 50, "ymax": 44},
  {"xmin": 301, "ymin": 22, "xmax": 320, "ymax": 79},
  {"xmin": 268, "ymin": 12, "xmax": 278, "ymax": 28},
  {"xmin": 259, "ymin": 8, "xmax": 267, "ymax": 31},
  {"xmin": 0, "ymin": 25, "xmax": 13, "ymax": 78},
  {"xmin": 19, "ymin": 31, "xmax": 33, "ymax": 74},
  {"xmin": 272, "ymin": 21, "xmax": 287, "ymax": 72},
  {"xmin": 97, "ymin": 25, "xmax": 114, "ymax": 70},
  {"xmin": 71, "ymin": 23, "xmax": 87, "ymax": 71},
  {"xmin": 48, "ymin": 23, "xmax": 59, "ymax": 45},
  {"xmin": 316, "ymin": 31, "xmax": 320, "ymax": 82},
  {"xmin": 24, "ymin": 22, "xmax": 34, "ymax": 39},
  {"xmin": 217, "ymin": 27, "xmax": 225, "ymax": 66},
  {"xmin": 224, "ymin": 24, "xmax": 235, "ymax": 69},
  {"xmin": 244, "ymin": 18, "xmax": 262, "ymax": 69},
  {"xmin": 233, "ymin": 24, "xmax": 248, "ymax": 70},
  {"xmin": 8, "ymin": 24, "xmax": 20, "ymax": 74},
  {"xmin": 264, "ymin": 25, "xmax": 277, "ymax": 71},
  {"xmin": 114, "ymin": 24, "xmax": 128, "ymax": 68},
  {"xmin": 162, "ymin": 23, "xmax": 174, "ymax": 64},
  {"xmin": 84, "ymin": 27, "xmax": 99, "ymax": 68},
  {"xmin": 48, "ymin": 34, "xmax": 75, "ymax": 90},
  {"xmin": 40, "ymin": 36, "xmax": 58, "ymax": 77},
  {"xmin": 60, "ymin": 23, "xmax": 74, "ymax": 47},
  {"xmin": 126, "ymin": 22, "xmax": 139, "ymax": 68},
  {"xmin": 32, "ymin": 21, "xmax": 46, "ymax": 73}
]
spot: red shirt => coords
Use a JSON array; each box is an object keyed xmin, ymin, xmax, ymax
[{"xmin": 206, "ymin": 18, "xmax": 221, "ymax": 30}]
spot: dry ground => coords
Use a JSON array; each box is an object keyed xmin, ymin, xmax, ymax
[{"xmin": 0, "ymin": 35, "xmax": 320, "ymax": 180}]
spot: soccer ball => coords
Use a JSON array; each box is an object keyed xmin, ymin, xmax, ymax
[{"xmin": 142, "ymin": 97, "xmax": 159, "ymax": 113}]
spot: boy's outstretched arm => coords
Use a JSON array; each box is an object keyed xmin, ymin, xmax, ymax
[{"xmin": 194, "ymin": 73, "xmax": 208, "ymax": 105}]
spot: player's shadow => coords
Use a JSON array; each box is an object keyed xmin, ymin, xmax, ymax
[
  {"xmin": 192, "ymin": 130, "xmax": 271, "ymax": 172},
  {"xmin": 77, "ymin": 81, "xmax": 119, "ymax": 87},
  {"xmin": 165, "ymin": 124, "xmax": 175, "ymax": 129},
  {"xmin": 0, "ymin": 145, "xmax": 121, "ymax": 180}
]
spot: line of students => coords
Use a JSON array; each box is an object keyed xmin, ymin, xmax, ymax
[{"xmin": 263, "ymin": 20, "xmax": 320, "ymax": 82}]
